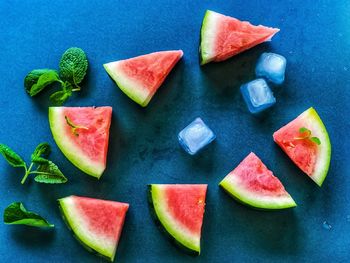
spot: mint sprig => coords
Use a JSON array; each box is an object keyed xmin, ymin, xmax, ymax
[
  {"xmin": 4, "ymin": 202, "xmax": 54, "ymax": 228},
  {"xmin": 65, "ymin": 115, "xmax": 88, "ymax": 136},
  {"xmin": 24, "ymin": 47, "xmax": 88, "ymax": 106},
  {"xmin": 0, "ymin": 143, "xmax": 67, "ymax": 184},
  {"xmin": 295, "ymin": 127, "xmax": 321, "ymax": 145}
]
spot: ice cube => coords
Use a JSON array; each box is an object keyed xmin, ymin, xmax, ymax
[
  {"xmin": 178, "ymin": 118, "xmax": 216, "ymax": 155},
  {"xmin": 240, "ymin": 78, "xmax": 276, "ymax": 114},
  {"xmin": 255, "ymin": 52, "xmax": 287, "ymax": 84}
]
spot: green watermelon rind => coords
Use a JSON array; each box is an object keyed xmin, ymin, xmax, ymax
[
  {"xmin": 58, "ymin": 197, "xmax": 116, "ymax": 262},
  {"xmin": 148, "ymin": 185, "xmax": 201, "ymax": 256},
  {"xmin": 48, "ymin": 107, "xmax": 107, "ymax": 179},
  {"xmin": 219, "ymin": 179, "xmax": 297, "ymax": 210},
  {"xmin": 306, "ymin": 108, "xmax": 331, "ymax": 186},
  {"xmin": 103, "ymin": 62, "xmax": 151, "ymax": 107},
  {"xmin": 199, "ymin": 10, "xmax": 216, "ymax": 65},
  {"xmin": 274, "ymin": 107, "xmax": 331, "ymax": 187}
]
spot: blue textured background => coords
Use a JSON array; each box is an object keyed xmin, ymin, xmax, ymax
[{"xmin": 0, "ymin": 0, "xmax": 349, "ymax": 262}]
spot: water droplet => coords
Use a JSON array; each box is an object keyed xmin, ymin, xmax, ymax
[
  {"xmin": 344, "ymin": 66, "xmax": 348, "ymax": 71},
  {"xmin": 323, "ymin": 221, "xmax": 332, "ymax": 230}
]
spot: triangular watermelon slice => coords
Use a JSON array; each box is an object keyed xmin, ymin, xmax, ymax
[
  {"xmin": 148, "ymin": 184, "xmax": 207, "ymax": 255},
  {"xmin": 103, "ymin": 50, "xmax": 183, "ymax": 107},
  {"xmin": 273, "ymin": 107, "xmax": 331, "ymax": 186},
  {"xmin": 200, "ymin": 10, "xmax": 280, "ymax": 65},
  {"xmin": 219, "ymin": 152, "xmax": 296, "ymax": 210},
  {"xmin": 58, "ymin": 196, "xmax": 129, "ymax": 262},
  {"xmin": 49, "ymin": 106, "xmax": 112, "ymax": 179}
]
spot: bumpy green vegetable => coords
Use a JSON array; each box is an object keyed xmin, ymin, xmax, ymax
[
  {"xmin": 4, "ymin": 202, "xmax": 54, "ymax": 228},
  {"xmin": 59, "ymin": 47, "xmax": 88, "ymax": 90}
]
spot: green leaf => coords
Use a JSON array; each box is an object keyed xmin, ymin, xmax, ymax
[
  {"xmin": 299, "ymin": 127, "xmax": 311, "ymax": 134},
  {"xmin": 24, "ymin": 69, "xmax": 60, "ymax": 96},
  {"xmin": 31, "ymin": 142, "xmax": 51, "ymax": 164},
  {"xmin": 34, "ymin": 161, "xmax": 68, "ymax": 184},
  {"xmin": 59, "ymin": 47, "xmax": 88, "ymax": 89},
  {"xmin": 49, "ymin": 88, "xmax": 72, "ymax": 106},
  {"xmin": 0, "ymin": 144, "xmax": 26, "ymax": 168},
  {"xmin": 310, "ymin": 137, "xmax": 321, "ymax": 145},
  {"xmin": 4, "ymin": 202, "xmax": 54, "ymax": 227},
  {"xmin": 31, "ymin": 156, "xmax": 49, "ymax": 164}
]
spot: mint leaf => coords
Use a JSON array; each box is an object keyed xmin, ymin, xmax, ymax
[
  {"xmin": 4, "ymin": 202, "xmax": 54, "ymax": 227},
  {"xmin": 59, "ymin": 47, "xmax": 88, "ymax": 90},
  {"xmin": 311, "ymin": 137, "xmax": 321, "ymax": 145},
  {"xmin": 34, "ymin": 161, "xmax": 68, "ymax": 184},
  {"xmin": 24, "ymin": 69, "xmax": 60, "ymax": 96},
  {"xmin": 0, "ymin": 144, "xmax": 26, "ymax": 168},
  {"xmin": 64, "ymin": 115, "xmax": 88, "ymax": 136},
  {"xmin": 49, "ymin": 87, "xmax": 72, "ymax": 106},
  {"xmin": 299, "ymin": 127, "xmax": 311, "ymax": 136},
  {"xmin": 31, "ymin": 142, "xmax": 51, "ymax": 163}
]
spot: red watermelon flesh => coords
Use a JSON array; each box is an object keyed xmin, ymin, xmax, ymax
[
  {"xmin": 164, "ymin": 185, "xmax": 207, "ymax": 236},
  {"xmin": 149, "ymin": 184, "xmax": 207, "ymax": 254},
  {"xmin": 219, "ymin": 152, "xmax": 296, "ymax": 209},
  {"xmin": 49, "ymin": 107, "xmax": 112, "ymax": 178},
  {"xmin": 74, "ymin": 197, "xmax": 128, "ymax": 240},
  {"xmin": 59, "ymin": 196, "xmax": 129, "ymax": 261},
  {"xmin": 233, "ymin": 153, "xmax": 289, "ymax": 196},
  {"xmin": 274, "ymin": 118, "xmax": 317, "ymax": 175},
  {"xmin": 104, "ymin": 50, "xmax": 183, "ymax": 107},
  {"xmin": 273, "ymin": 107, "xmax": 331, "ymax": 186},
  {"xmin": 200, "ymin": 10, "xmax": 279, "ymax": 65}
]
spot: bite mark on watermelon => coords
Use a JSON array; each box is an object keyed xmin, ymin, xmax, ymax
[
  {"xmin": 273, "ymin": 107, "xmax": 331, "ymax": 186},
  {"xmin": 148, "ymin": 184, "xmax": 207, "ymax": 255},
  {"xmin": 58, "ymin": 196, "xmax": 129, "ymax": 262},
  {"xmin": 49, "ymin": 107, "xmax": 112, "ymax": 178},
  {"xmin": 200, "ymin": 10, "xmax": 279, "ymax": 65},
  {"xmin": 219, "ymin": 152, "xmax": 296, "ymax": 210},
  {"xmin": 103, "ymin": 50, "xmax": 183, "ymax": 107}
]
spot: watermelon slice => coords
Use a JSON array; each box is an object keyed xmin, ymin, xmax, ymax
[
  {"xmin": 200, "ymin": 10, "xmax": 280, "ymax": 65},
  {"xmin": 273, "ymin": 107, "xmax": 331, "ymax": 186},
  {"xmin": 49, "ymin": 106, "xmax": 112, "ymax": 179},
  {"xmin": 58, "ymin": 196, "xmax": 129, "ymax": 262},
  {"xmin": 219, "ymin": 152, "xmax": 296, "ymax": 210},
  {"xmin": 103, "ymin": 50, "xmax": 183, "ymax": 107},
  {"xmin": 148, "ymin": 184, "xmax": 207, "ymax": 255}
]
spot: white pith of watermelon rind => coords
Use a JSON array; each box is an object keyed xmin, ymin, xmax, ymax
[
  {"xmin": 200, "ymin": 10, "xmax": 219, "ymax": 65},
  {"xmin": 103, "ymin": 62, "xmax": 152, "ymax": 107},
  {"xmin": 219, "ymin": 174, "xmax": 297, "ymax": 209},
  {"xmin": 151, "ymin": 185, "xmax": 201, "ymax": 253},
  {"xmin": 291, "ymin": 107, "xmax": 331, "ymax": 186},
  {"xmin": 49, "ymin": 107, "xmax": 105, "ymax": 178},
  {"xmin": 58, "ymin": 196, "xmax": 117, "ymax": 261}
]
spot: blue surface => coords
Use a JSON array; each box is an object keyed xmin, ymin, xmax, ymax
[
  {"xmin": 0, "ymin": 0, "xmax": 349, "ymax": 262},
  {"xmin": 178, "ymin": 117, "xmax": 216, "ymax": 155},
  {"xmin": 240, "ymin": 79, "xmax": 276, "ymax": 114}
]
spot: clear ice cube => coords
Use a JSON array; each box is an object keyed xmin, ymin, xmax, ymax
[
  {"xmin": 178, "ymin": 118, "xmax": 216, "ymax": 155},
  {"xmin": 240, "ymin": 78, "xmax": 276, "ymax": 114},
  {"xmin": 255, "ymin": 52, "xmax": 287, "ymax": 84}
]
